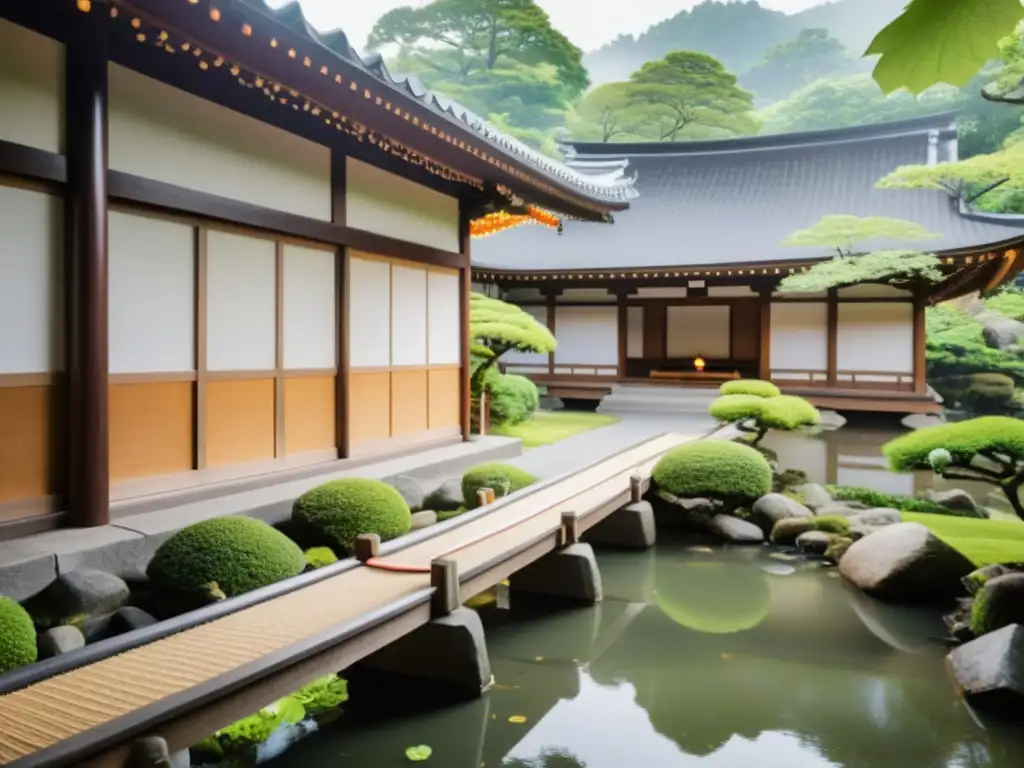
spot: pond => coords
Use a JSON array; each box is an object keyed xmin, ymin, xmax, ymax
[{"xmin": 264, "ymin": 537, "xmax": 1024, "ymax": 768}]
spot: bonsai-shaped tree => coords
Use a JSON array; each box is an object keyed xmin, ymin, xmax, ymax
[
  {"xmin": 708, "ymin": 379, "xmax": 821, "ymax": 445},
  {"xmin": 883, "ymin": 415, "xmax": 1024, "ymax": 520},
  {"xmin": 470, "ymin": 293, "xmax": 556, "ymax": 397},
  {"xmin": 777, "ymin": 214, "xmax": 944, "ymax": 293}
]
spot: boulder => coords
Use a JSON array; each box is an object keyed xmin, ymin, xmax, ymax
[
  {"xmin": 794, "ymin": 483, "xmax": 832, "ymax": 510},
  {"xmin": 982, "ymin": 316, "xmax": 1024, "ymax": 350},
  {"xmin": 750, "ymin": 493, "xmax": 813, "ymax": 535},
  {"xmin": 971, "ymin": 573, "xmax": 1024, "ymax": 635},
  {"xmin": 107, "ymin": 606, "xmax": 158, "ymax": 636},
  {"xmin": 795, "ymin": 530, "xmax": 833, "ymax": 555},
  {"xmin": 651, "ymin": 492, "xmax": 717, "ymax": 529},
  {"xmin": 848, "ymin": 508, "xmax": 901, "ymax": 539},
  {"xmin": 37, "ymin": 625, "xmax": 86, "ymax": 659},
  {"xmin": 901, "ymin": 413, "xmax": 944, "ymax": 430},
  {"xmin": 838, "ymin": 522, "xmax": 975, "ymax": 603},
  {"xmin": 824, "ymin": 536, "xmax": 853, "ymax": 563},
  {"xmin": 816, "ymin": 503, "xmax": 870, "ymax": 517},
  {"xmin": 422, "ymin": 479, "xmax": 463, "ymax": 512},
  {"xmin": 947, "ymin": 624, "xmax": 1024, "ymax": 720},
  {"xmin": 708, "ymin": 514, "xmax": 764, "ymax": 544},
  {"xmin": 817, "ymin": 410, "xmax": 847, "ymax": 430},
  {"xmin": 770, "ymin": 516, "xmax": 849, "ymax": 545},
  {"xmin": 964, "ymin": 563, "xmax": 1024, "ymax": 595},
  {"xmin": 390, "ymin": 475, "xmax": 426, "ymax": 512},
  {"xmin": 923, "ymin": 488, "xmax": 978, "ymax": 514},
  {"xmin": 410, "ymin": 510, "xmax": 437, "ymax": 530},
  {"xmin": 34, "ymin": 568, "xmax": 130, "ymax": 625}
]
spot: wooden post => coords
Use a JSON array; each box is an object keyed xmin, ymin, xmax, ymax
[
  {"xmin": 629, "ymin": 473, "xmax": 643, "ymax": 504},
  {"xmin": 332, "ymin": 150, "xmax": 350, "ymax": 458},
  {"xmin": 913, "ymin": 293, "xmax": 927, "ymax": 394},
  {"xmin": 826, "ymin": 289, "xmax": 838, "ymax": 387},
  {"xmin": 355, "ymin": 533, "xmax": 381, "ymax": 562},
  {"xmin": 65, "ymin": 12, "xmax": 109, "ymax": 528},
  {"xmin": 485, "ymin": 487, "xmax": 496, "ymax": 504},
  {"xmin": 561, "ymin": 511, "xmax": 580, "ymax": 546},
  {"xmin": 546, "ymin": 290, "xmax": 557, "ymax": 375},
  {"xmin": 476, "ymin": 488, "xmax": 492, "ymax": 508},
  {"xmin": 758, "ymin": 288, "xmax": 772, "ymax": 381},
  {"xmin": 617, "ymin": 290, "xmax": 628, "ymax": 379},
  {"xmin": 431, "ymin": 558, "xmax": 460, "ymax": 617},
  {"xmin": 459, "ymin": 204, "xmax": 472, "ymax": 442}
]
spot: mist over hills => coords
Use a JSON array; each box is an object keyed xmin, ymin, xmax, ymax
[{"xmin": 583, "ymin": 0, "xmax": 907, "ymax": 86}]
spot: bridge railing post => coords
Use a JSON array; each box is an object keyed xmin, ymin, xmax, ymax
[
  {"xmin": 561, "ymin": 511, "xmax": 580, "ymax": 546},
  {"xmin": 629, "ymin": 472, "xmax": 643, "ymax": 504},
  {"xmin": 355, "ymin": 533, "xmax": 381, "ymax": 562},
  {"xmin": 476, "ymin": 487, "xmax": 496, "ymax": 508},
  {"xmin": 431, "ymin": 557, "xmax": 460, "ymax": 617}
]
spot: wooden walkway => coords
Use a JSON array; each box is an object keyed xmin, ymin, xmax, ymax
[{"xmin": 0, "ymin": 432, "xmax": 699, "ymax": 768}]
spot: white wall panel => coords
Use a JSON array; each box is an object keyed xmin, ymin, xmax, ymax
[
  {"xmin": 635, "ymin": 287, "xmax": 687, "ymax": 299},
  {"xmin": 554, "ymin": 306, "xmax": 617, "ymax": 366},
  {"xmin": 708, "ymin": 285, "xmax": 756, "ymax": 297},
  {"xmin": 504, "ymin": 306, "xmax": 549, "ymax": 366},
  {"xmin": 838, "ymin": 466, "xmax": 914, "ymax": 497},
  {"xmin": 283, "ymin": 245, "xmax": 336, "ymax": 370},
  {"xmin": 0, "ymin": 21, "xmax": 63, "ymax": 153},
  {"xmin": 770, "ymin": 302, "xmax": 827, "ymax": 373},
  {"xmin": 205, "ymin": 230, "xmax": 277, "ymax": 371},
  {"xmin": 667, "ymin": 305, "xmax": 730, "ymax": 358},
  {"xmin": 346, "ymin": 157, "xmax": 459, "ymax": 252},
  {"xmin": 109, "ymin": 212, "xmax": 195, "ymax": 373},
  {"xmin": 348, "ymin": 256, "xmax": 391, "ymax": 368},
  {"xmin": 428, "ymin": 271, "xmax": 461, "ymax": 365},
  {"xmin": 837, "ymin": 302, "xmax": 913, "ymax": 373},
  {"xmin": 391, "ymin": 265, "xmax": 428, "ymax": 366},
  {"xmin": 0, "ymin": 185, "xmax": 61, "ymax": 373},
  {"xmin": 109, "ymin": 64, "xmax": 331, "ymax": 220},
  {"xmin": 627, "ymin": 306, "xmax": 644, "ymax": 358},
  {"xmin": 559, "ymin": 289, "xmax": 615, "ymax": 303}
]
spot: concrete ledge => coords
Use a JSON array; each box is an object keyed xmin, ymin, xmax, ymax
[{"xmin": 510, "ymin": 543, "xmax": 603, "ymax": 605}]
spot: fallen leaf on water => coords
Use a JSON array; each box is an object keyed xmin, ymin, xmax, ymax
[
  {"xmin": 509, "ymin": 715, "xmax": 528, "ymax": 724},
  {"xmin": 720, "ymin": 653, "xmax": 731, "ymax": 660},
  {"xmin": 493, "ymin": 683, "xmax": 521, "ymax": 690},
  {"xmin": 534, "ymin": 656, "xmax": 545, "ymax": 662},
  {"xmin": 405, "ymin": 745, "xmax": 433, "ymax": 762}
]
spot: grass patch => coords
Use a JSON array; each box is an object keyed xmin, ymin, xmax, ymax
[
  {"xmin": 901, "ymin": 511, "xmax": 1024, "ymax": 566},
  {"xmin": 490, "ymin": 410, "xmax": 619, "ymax": 448}
]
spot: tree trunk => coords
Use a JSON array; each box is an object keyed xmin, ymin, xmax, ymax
[{"xmin": 1001, "ymin": 476, "xmax": 1024, "ymax": 521}]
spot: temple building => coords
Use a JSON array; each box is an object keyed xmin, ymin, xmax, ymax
[
  {"xmin": 0, "ymin": 0, "xmax": 635, "ymax": 535},
  {"xmin": 472, "ymin": 114, "xmax": 1024, "ymax": 415}
]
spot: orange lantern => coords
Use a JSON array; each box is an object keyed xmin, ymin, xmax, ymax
[{"xmin": 694, "ymin": 356, "xmax": 706, "ymax": 372}]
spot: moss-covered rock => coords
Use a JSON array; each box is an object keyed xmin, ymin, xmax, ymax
[
  {"xmin": 652, "ymin": 440, "xmax": 773, "ymax": 505},
  {"xmin": 824, "ymin": 536, "xmax": 854, "ymax": 563},
  {"xmin": 970, "ymin": 572, "xmax": 1024, "ymax": 636},
  {"xmin": 770, "ymin": 515, "xmax": 852, "ymax": 545},
  {"xmin": 292, "ymin": 478, "xmax": 412, "ymax": 554},
  {"xmin": 0, "ymin": 596, "xmax": 38, "ymax": 673},
  {"xmin": 773, "ymin": 468, "xmax": 809, "ymax": 492},
  {"xmin": 147, "ymin": 516, "xmax": 306, "ymax": 599},
  {"xmin": 720, "ymin": 379, "xmax": 781, "ymax": 398},
  {"xmin": 462, "ymin": 463, "xmax": 537, "ymax": 509}
]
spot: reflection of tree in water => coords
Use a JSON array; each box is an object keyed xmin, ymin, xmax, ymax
[
  {"xmin": 503, "ymin": 747, "xmax": 586, "ymax": 767},
  {"xmin": 654, "ymin": 560, "xmax": 770, "ymax": 635}
]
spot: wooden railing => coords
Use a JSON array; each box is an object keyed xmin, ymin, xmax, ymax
[
  {"xmin": 770, "ymin": 369, "xmax": 914, "ymax": 391},
  {"xmin": 503, "ymin": 362, "xmax": 619, "ymax": 377}
]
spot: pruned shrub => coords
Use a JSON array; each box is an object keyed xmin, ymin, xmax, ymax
[
  {"xmin": 652, "ymin": 440, "xmax": 773, "ymax": 505},
  {"xmin": 0, "ymin": 596, "xmax": 37, "ymax": 673},
  {"xmin": 147, "ymin": 517, "xmax": 306, "ymax": 599},
  {"xmin": 709, "ymin": 394, "xmax": 764, "ymax": 423},
  {"xmin": 826, "ymin": 484, "xmax": 980, "ymax": 517},
  {"xmin": 462, "ymin": 463, "xmax": 537, "ymax": 509},
  {"xmin": 304, "ymin": 547, "xmax": 338, "ymax": 570},
  {"xmin": 292, "ymin": 478, "xmax": 412, "ymax": 554},
  {"xmin": 720, "ymin": 379, "xmax": 781, "ymax": 398},
  {"xmin": 709, "ymin": 392, "xmax": 819, "ymax": 445},
  {"xmin": 488, "ymin": 373, "xmax": 540, "ymax": 426},
  {"xmin": 759, "ymin": 395, "xmax": 821, "ymax": 430}
]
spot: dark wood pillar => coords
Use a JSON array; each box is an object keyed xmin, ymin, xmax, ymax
[
  {"xmin": 331, "ymin": 151, "xmax": 349, "ymax": 458},
  {"xmin": 912, "ymin": 293, "xmax": 927, "ymax": 394},
  {"xmin": 826, "ymin": 289, "xmax": 838, "ymax": 387},
  {"xmin": 757, "ymin": 289, "xmax": 772, "ymax": 381},
  {"xmin": 616, "ymin": 290, "xmax": 627, "ymax": 379},
  {"xmin": 459, "ymin": 204, "xmax": 472, "ymax": 442},
  {"xmin": 545, "ymin": 290, "xmax": 557, "ymax": 374},
  {"xmin": 65, "ymin": 14, "xmax": 109, "ymax": 527}
]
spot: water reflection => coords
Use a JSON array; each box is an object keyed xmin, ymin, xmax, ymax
[{"xmin": 268, "ymin": 540, "xmax": 1024, "ymax": 768}]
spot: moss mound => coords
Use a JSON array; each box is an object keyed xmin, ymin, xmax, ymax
[
  {"xmin": 304, "ymin": 547, "xmax": 338, "ymax": 570},
  {"xmin": 883, "ymin": 416, "xmax": 1024, "ymax": 471},
  {"xmin": 462, "ymin": 463, "xmax": 537, "ymax": 509},
  {"xmin": 758, "ymin": 395, "xmax": 820, "ymax": 429},
  {"xmin": 292, "ymin": 478, "xmax": 412, "ymax": 554},
  {"xmin": 148, "ymin": 517, "xmax": 306, "ymax": 598},
  {"xmin": 655, "ymin": 561, "xmax": 770, "ymax": 634},
  {"xmin": 653, "ymin": 440, "xmax": 772, "ymax": 504},
  {"xmin": 709, "ymin": 394, "xmax": 765, "ymax": 423},
  {"xmin": 0, "ymin": 597, "xmax": 37, "ymax": 673},
  {"xmin": 770, "ymin": 515, "xmax": 851, "ymax": 544},
  {"xmin": 720, "ymin": 379, "xmax": 781, "ymax": 398}
]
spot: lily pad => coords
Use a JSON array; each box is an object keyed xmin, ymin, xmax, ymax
[{"xmin": 406, "ymin": 745, "xmax": 433, "ymax": 762}]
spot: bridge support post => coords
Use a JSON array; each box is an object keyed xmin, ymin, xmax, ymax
[
  {"xmin": 582, "ymin": 501, "xmax": 656, "ymax": 550},
  {"xmin": 509, "ymin": 543, "xmax": 603, "ymax": 605},
  {"xmin": 125, "ymin": 737, "xmax": 189, "ymax": 768}
]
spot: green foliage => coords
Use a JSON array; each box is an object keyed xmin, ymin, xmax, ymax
[
  {"xmin": 0, "ymin": 596, "xmax": 37, "ymax": 673},
  {"xmin": 471, "ymin": 293, "xmax": 556, "ymax": 396},
  {"xmin": 758, "ymin": 396, "xmax": 822, "ymax": 430},
  {"xmin": 708, "ymin": 394, "xmax": 765, "ymax": 423},
  {"xmin": 826, "ymin": 484, "xmax": 980, "ymax": 517},
  {"xmin": 986, "ymin": 286, "xmax": 1024, "ymax": 321},
  {"xmin": 292, "ymin": 674, "xmax": 349, "ymax": 716},
  {"xmin": 567, "ymin": 82, "xmax": 648, "ymax": 142},
  {"xmin": 866, "ymin": 0, "xmax": 1024, "ymax": 95},
  {"xmin": 720, "ymin": 379, "xmax": 781, "ymax": 398},
  {"xmin": 652, "ymin": 440, "xmax": 773, "ymax": 504},
  {"xmin": 742, "ymin": 28, "xmax": 853, "ymax": 102},
  {"xmin": 709, "ymin": 391, "xmax": 819, "ymax": 445},
  {"xmin": 405, "ymin": 745, "xmax": 434, "ymax": 762},
  {"xmin": 932, "ymin": 372, "xmax": 1017, "ymax": 414},
  {"xmin": 488, "ymin": 373, "xmax": 540, "ymax": 426},
  {"xmin": 303, "ymin": 547, "xmax": 338, "ymax": 570},
  {"xmin": 925, "ymin": 305, "xmax": 1024, "ymax": 384},
  {"xmin": 147, "ymin": 517, "xmax": 305, "ymax": 598},
  {"xmin": 902, "ymin": 510, "xmax": 1024, "ymax": 566},
  {"xmin": 217, "ymin": 710, "xmax": 280, "ymax": 749},
  {"xmin": 778, "ymin": 251, "xmax": 944, "ymax": 293},
  {"xmin": 781, "ymin": 215, "xmax": 940, "ymax": 253},
  {"xmin": 462, "ymin": 463, "xmax": 537, "ymax": 508},
  {"xmin": 292, "ymin": 479, "xmax": 411, "ymax": 554}
]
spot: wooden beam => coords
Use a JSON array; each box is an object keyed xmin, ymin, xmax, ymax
[
  {"xmin": 617, "ymin": 290, "xmax": 627, "ymax": 378},
  {"xmin": 913, "ymin": 293, "xmax": 927, "ymax": 394},
  {"xmin": 547, "ymin": 292, "xmax": 557, "ymax": 375},
  {"xmin": 332, "ymin": 151, "xmax": 350, "ymax": 459},
  {"xmin": 758, "ymin": 290, "xmax": 771, "ymax": 381},
  {"xmin": 826, "ymin": 289, "xmax": 838, "ymax": 387},
  {"xmin": 64, "ymin": 13, "xmax": 110, "ymax": 528},
  {"xmin": 459, "ymin": 203, "xmax": 472, "ymax": 442}
]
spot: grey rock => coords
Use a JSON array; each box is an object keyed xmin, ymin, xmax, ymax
[
  {"xmin": 924, "ymin": 488, "xmax": 978, "ymax": 514},
  {"xmin": 37, "ymin": 625, "xmax": 86, "ymax": 659},
  {"xmin": 839, "ymin": 522, "xmax": 976, "ymax": 603},
  {"xmin": 750, "ymin": 493, "xmax": 813, "ymax": 535},
  {"xmin": 796, "ymin": 530, "xmax": 833, "ymax": 555},
  {"xmin": 78, "ymin": 614, "xmax": 114, "ymax": 642},
  {"xmin": 816, "ymin": 503, "xmax": 870, "ymax": 517},
  {"xmin": 127, "ymin": 736, "xmax": 173, "ymax": 768},
  {"xmin": 982, "ymin": 317, "xmax": 1024, "ymax": 349},
  {"xmin": 902, "ymin": 413, "xmax": 945, "ymax": 430},
  {"xmin": 108, "ymin": 606, "xmax": 158, "ymax": 636},
  {"xmin": 794, "ymin": 483, "xmax": 832, "ymax": 510},
  {"xmin": 817, "ymin": 410, "xmax": 847, "ymax": 430},
  {"xmin": 36, "ymin": 568, "xmax": 130, "ymax": 623},
  {"xmin": 410, "ymin": 510, "xmax": 437, "ymax": 530},
  {"xmin": 390, "ymin": 475, "xmax": 426, "ymax": 512},
  {"xmin": 708, "ymin": 514, "xmax": 764, "ymax": 544},
  {"xmin": 422, "ymin": 479, "xmax": 464, "ymax": 512},
  {"xmin": 972, "ymin": 573, "xmax": 1024, "ymax": 635},
  {"xmin": 583, "ymin": 501, "xmax": 656, "ymax": 549},
  {"xmin": 948, "ymin": 624, "xmax": 1024, "ymax": 720},
  {"xmin": 848, "ymin": 508, "xmax": 902, "ymax": 539},
  {"xmin": 964, "ymin": 563, "xmax": 1024, "ymax": 595}
]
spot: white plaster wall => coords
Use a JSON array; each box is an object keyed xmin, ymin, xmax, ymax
[
  {"xmin": 504, "ymin": 306, "xmax": 549, "ymax": 366},
  {"xmin": 708, "ymin": 285, "xmax": 756, "ymax": 297},
  {"xmin": 109, "ymin": 212, "xmax": 195, "ymax": 373},
  {"xmin": 348, "ymin": 256, "xmax": 391, "ymax": 368},
  {"xmin": 428, "ymin": 271, "xmax": 461, "ymax": 365},
  {"xmin": 627, "ymin": 306, "xmax": 644, "ymax": 358},
  {"xmin": 108, "ymin": 64, "xmax": 331, "ymax": 220},
  {"xmin": 559, "ymin": 288, "xmax": 615, "ymax": 303},
  {"xmin": 346, "ymin": 157, "xmax": 459, "ymax": 252},
  {"xmin": 837, "ymin": 284, "xmax": 912, "ymax": 299},
  {"xmin": 838, "ymin": 466, "xmax": 914, "ymax": 496},
  {"xmin": 770, "ymin": 432, "xmax": 828, "ymax": 483},
  {"xmin": 554, "ymin": 306, "xmax": 617, "ymax": 366},
  {"xmin": 635, "ymin": 287, "xmax": 687, "ymax": 299},
  {"xmin": 770, "ymin": 302, "xmax": 827, "ymax": 375},
  {"xmin": 205, "ymin": 230, "xmax": 277, "ymax": 371},
  {"xmin": 0, "ymin": 20, "xmax": 63, "ymax": 154},
  {"xmin": 0, "ymin": 185, "xmax": 62, "ymax": 373},
  {"xmin": 667, "ymin": 305, "xmax": 730, "ymax": 358},
  {"xmin": 391, "ymin": 265, "xmax": 428, "ymax": 366},
  {"xmin": 283, "ymin": 245, "xmax": 336, "ymax": 370},
  {"xmin": 837, "ymin": 302, "xmax": 913, "ymax": 374}
]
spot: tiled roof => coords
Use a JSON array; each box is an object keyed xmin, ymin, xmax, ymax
[
  {"xmin": 245, "ymin": 0, "xmax": 637, "ymax": 207},
  {"xmin": 471, "ymin": 114, "xmax": 1024, "ymax": 271}
]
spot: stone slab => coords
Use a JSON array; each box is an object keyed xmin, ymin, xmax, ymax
[
  {"xmin": 510, "ymin": 543, "xmax": 603, "ymax": 604},
  {"xmin": 583, "ymin": 501, "xmax": 656, "ymax": 549}
]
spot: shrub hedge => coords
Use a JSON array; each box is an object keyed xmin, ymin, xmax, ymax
[
  {"xmin": 292, "ymin": 478, "xmax": 412, "ymax": 554},
  {"xmin": 462, "ymin": 463, "xmax": 537, "ymax": 509},
  {"xmin": 0, "ymin": 597, "xmax": 37, "ymax": 673},
  {"xmin": 826, "ymin": 484, "xmax": 979, "ymax": 517},
  {"xmin": 488, "ymin": 373, "xmax": 540, "ymax": 426},
  {"xmin": 883, "ymin": 416, "xmax": 1024, "ymax": 471},
  {"xmin": 720, "ymin": 379, "xmax": 781, "ymax": 398},
  {"xmin": 652, "ymin": 440, "xmax": 773, "ymax": 503}
]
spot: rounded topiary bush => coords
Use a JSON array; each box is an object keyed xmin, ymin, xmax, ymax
[
  {"xmin": 292, "ymin": 478, "xmax": 412, "ymax": 554},
  {"xmin": 0, "ymin": 596, "xmax": 37, "ymax": 673},
  {"xmin": 488, "ymin": 373, "xmax": 540, "ymax": 426},
  {"xmin": 148, "ymin": 517, "xmax": 306, "ymax": 598},
  {"xmin": 758, "ymin": 395, "xmax": 820, "ymax": 430},
  {"xmin": 462, "ymin": 463, "xmax": 537, "ymax": 509},
  {"xmin": 720, "ymin": 379, "xmax": 781, "ymax": 398},
  {"xmin": 304, "ymin": 547, "xmax": 338, "ymax": 570},
  {"xmin": 653, "ymin": 440, "xmax": 773, "ymax": 504},
  {"xmin": 709, "ymin": 394, "xmax": 765, "ymax": 423}
]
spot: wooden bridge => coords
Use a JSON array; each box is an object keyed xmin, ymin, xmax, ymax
[{"xmin": 0, "ymin": 431, "xmax": 706, "ymax": 768}]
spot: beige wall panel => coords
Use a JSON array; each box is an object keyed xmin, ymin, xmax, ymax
[
  {"xmin": 391, "ymin": 369, "xmax": 428, "ymax": 437},
  {"xmin": 205, "ymin": 378, "xmax": 276, "ymax": 467},
  {"xmin": 0, "ymin": 385, "xmax": 53, "ymax": 503},
  {"xmin": 348, "ymin": 371, "xmax": 391, "ymax": 442},
  {"xmin": 428, "ymin": 368, "xmax": 461, "ymax": 429},
  {"xmin": 108, "ymin": 64, "xmax": 331, "ymax": 219},
  {"xmin": 0, "ymin": 20, "xmax": 64, "ymax": 153},
  {"xmin": 109, "ymin": 382, "xmax": 194, "ymax": 482},
  {"xmin": 667, "ymin": 305, "xmax": 730, "ymax": 358},
  {"xmin": 284, "ymin": 375, "xmax": 336, "ymax": 454}
]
